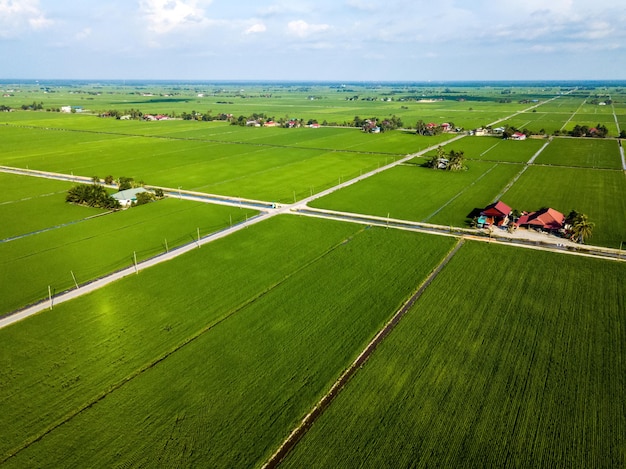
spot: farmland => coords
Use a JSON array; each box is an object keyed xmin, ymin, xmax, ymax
[
  {"xmin": 1, "ymin": 81, "xmax": 625, "ymax": 468},
  {"xmin": 0, "ymin": 197, "xmax": 257, "ymax": 314},
  {"xmin": 534, "ymin": 138, "xmax": 622, "ymax": 169},
  {"xmin": 309, "ymin": 161, "xmax": 522, "ymax": 227},
  {"xmin": 283, "ymin": 242, "xmax": 626, "ymax": 468},
  {"xmin": 0, "ymin": 217, "xmax": 456, "ymax": 467}
]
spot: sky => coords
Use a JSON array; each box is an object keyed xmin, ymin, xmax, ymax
[{"xmin": 1, "ymin": 0, "xmax": 625, "ymax": 81}]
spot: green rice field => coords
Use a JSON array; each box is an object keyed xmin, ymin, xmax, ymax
[
  {"xmin": 0, "ymin": 197, "xmax": 257, "ymax": 314},
  {"xmin": 0, "ymin": 173, "xmax": 105, "ymax": 240},
  {"xmin": 1, "ymin": 82, "xmax": 625, "ymax": 468},
  {"xmin": 283, "ymin": 241, "xmax": 626, "ymax": 468},
  {"xmin": 309, "ymin": 162, "xmax": 522, "ymax": 226},
  {"xmin": 0, "ymin": 217, "xmax": 455, "ymax": 467},
  {"xmin": 534, "ymin": 137, "xmax": 622, "ymax": 169}
]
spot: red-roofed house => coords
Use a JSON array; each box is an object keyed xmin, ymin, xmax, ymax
[
  {"xmin": 511, "ymin": 132, "xmax": 526, "ymax": 140},
  {"xmin": 516, "ymin": 208, "xmax": 565, "ymax": 231},
  {"xmin": 480, "ymin": 200, "xmax": 512, "ymax": 226}
]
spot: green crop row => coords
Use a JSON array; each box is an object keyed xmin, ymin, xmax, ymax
[{"xmin": 284, "ymin": 241, "xmax": 626, "ymax": 468}]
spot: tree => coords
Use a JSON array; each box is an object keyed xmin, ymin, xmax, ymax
[
  {"xmin": 104, "ymin": 175, "xmax": 114, "ymax": 185},
  {"xmin": 568, "ymin": 212, "xmax": 594, "ymax": 243},
  {"xmin": 66, "ymin": 184, "xmax": 120, "ymax": 210},
  {"xmin": 118, "ymin": 177, "xmax": 134, "ymax": 191},
  {"xmin": 415, "ymin": 120, "xmax": 428, "ymax": 136},
  {"xmin": 447, "ymin": 149, "xmax": 466, "ymax": 171},
  {"xmin": 134, "ymin": 191, "xmax": 155, "ymax": 206}
]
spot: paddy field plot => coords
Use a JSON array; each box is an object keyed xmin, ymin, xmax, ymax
[
  {"xmin": 309, "ymin": 161, "xmax": 521, "ymax": 227},
  {"xmin": 534, "ymin": 138, "xmax": 622, "ymax": 169},
  {"xmin": 0, "ymin": 197, "xmax": 257, "ymax": 315},
  {"xmin": 502, "ymin": 165, "xmax": 626, "ymax": 248},
  {"xmin": 500, "ymin": 111, "xmax": 572, "ymax": 134},
  {"xmin": 0, "ymin": 124, "xmax": 404, "ymax": 203},
  {"xmin": 0, "ymin": 173, "xmax": 106, "ymax": 241},
  {"xmin": 424, "ymin": 136, "xmax": 545, "ymax": 163},
  {"xmin": 283, "ymin": 242, "xmax": 626, "ymax": 468},
  {"xmin": 0, "ymin": 217, "xmax": 455, "ymax": 468}
]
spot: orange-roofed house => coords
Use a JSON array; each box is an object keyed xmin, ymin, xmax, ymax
[{"xmin": 516, "ymin": 208, "xmax": 565, "ymax": 232}]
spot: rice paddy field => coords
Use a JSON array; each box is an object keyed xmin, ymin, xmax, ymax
[
  {"xmin": 0, "ymin": 122, "xmax": 445, "ymax": 204},
  {"xmin": 534, "ymin": 137, "xmax": 622, "ymax": 169},
  {"xmin": 1, "ymin": 81, "xmax": 625, "ymax": 468},
  {"xmin": 0, "ymin": 196, "xmax": 257, "ymax": 314},
  {"xmin": 283, "ymin": 242, "xmax": 626, "ymax": 468},
  {"xmin": 0, "ymin": 217, "xmax": 456, "ymax": 467},
  {"xmin": 309, "ymin": 162, "xmax": 522, "ymax": 227}
]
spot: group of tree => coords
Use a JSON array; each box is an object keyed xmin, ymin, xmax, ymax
[
  {"xmin": 100, "ymin": 109, "xmax": 143, "ymax": 119},
  {"xmin": 66, "ymin": 176, "xmax": 164, "ymax": 210},
  {"xmin": 553, "ymin": 124, "xmax": 611, "ymax": 138},
  {"xmin": 424, "ymin": 146, "xmax": 467, "ymax": 171},
  {"xmin": 569, "ymin": 124, "xmax": 609, "ymax": 138},
  {"xmin": 66, "ymin": 179, "xmax": 120, "ymax": 210},
  {"xmin": 21, "ymin": 101, "xmax": 44, "ymax": 111},
  {"xmin": 566, "ymin": 210, "xmax": 595, "ymax": 243}
]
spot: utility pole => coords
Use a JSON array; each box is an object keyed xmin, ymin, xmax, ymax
[
  {"xmin": 133, "ymin": 251, "xmax": 138, "ymax": 274},
  {"xmin": 164, "ymin": 238, "xmax": 169, "ymax": 253},
  {"xmin": 48, "ymin": 285, "xmax": 53, "ymax": 310}
]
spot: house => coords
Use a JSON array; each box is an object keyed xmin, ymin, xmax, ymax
[
  {"xmin": 264, "ymin": 121, "xmax": 278, "ymax": 127},
  {"xmin": 516, "ymin": 208, "xmax": 565, "ymax": 232},
  {"xmin": 111, "ymin": 188, "xmax": 152, "ymax": 208},
  {"xmin": 309, "ymin": 123, "xmax": 320, "ymax": 128},
  {"xmin": 474, "ymin": 128, "xmax": 485, "ymax": 136},
  {"xmin": 441, "ymin": 123, "xmax": 451, "ymax": 132},
  {"xmin": 511, "ymin": 132, "xmax": 526, "ymax": 140},
  {"xmin": 480, "ymin": 200, "xmax": 512, "ymax": 226},
  {"xmin": 61, "ymin": 106, "xmax": 72, "ymax": 113}
]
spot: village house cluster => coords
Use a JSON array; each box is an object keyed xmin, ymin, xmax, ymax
[{"xmin": 477, "ymin": 200, "xmax": 568, "ymax": 235}]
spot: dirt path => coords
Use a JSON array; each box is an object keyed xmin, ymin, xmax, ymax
[{"xmin": 262, "ymin": 239, "xmax": 465, "ymax": 469}]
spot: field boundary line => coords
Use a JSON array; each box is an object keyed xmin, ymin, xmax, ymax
[
  {"xmin": 0, "ymin": 226, "xmax": 370, "ymax": 464},
  {"xmin": 560, "ymin": 95, "xmax": 587, "ymax": 131},
  {"xmin": 262, "ymin": 239, "xmax": 465, "ymax": 469},
  {"xmin": 492, "ymin": 137, "xmax": 552, "ymax": 202},
  {"xmin": 422, "ymin": 163, "xmax": 498, "ymax": 223}
]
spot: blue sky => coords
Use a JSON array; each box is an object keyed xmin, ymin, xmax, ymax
[{"xmin": 1, "ymin": 0, "xmax": 624, "ymax": 81}]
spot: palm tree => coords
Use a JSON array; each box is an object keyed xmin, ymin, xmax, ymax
[{"xmin": 570, "ymin": 213, "xmax": 594, "ymax": 244}]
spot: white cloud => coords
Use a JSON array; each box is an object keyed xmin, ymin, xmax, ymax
[
  {"xmin": 139, "ymin": 0, "xmax": 212, "ymax": 34},
  {"xmin": 258, "ymin": 2, "xmax": 312, "ymax": 17},
  {"xmin": 245, "ymin": 23, "xmax": 266, "ymax": 34},
  {"xmin": 0, "ymin": 0, "xmax": 52, "ymax": 37},
  {"xmin": 75, "ymin": 28, "xmax": 92, "ymax": 41},
  {"xmin": 287, "ymin": 20, "xmax": 330, "ymax": 38}
]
